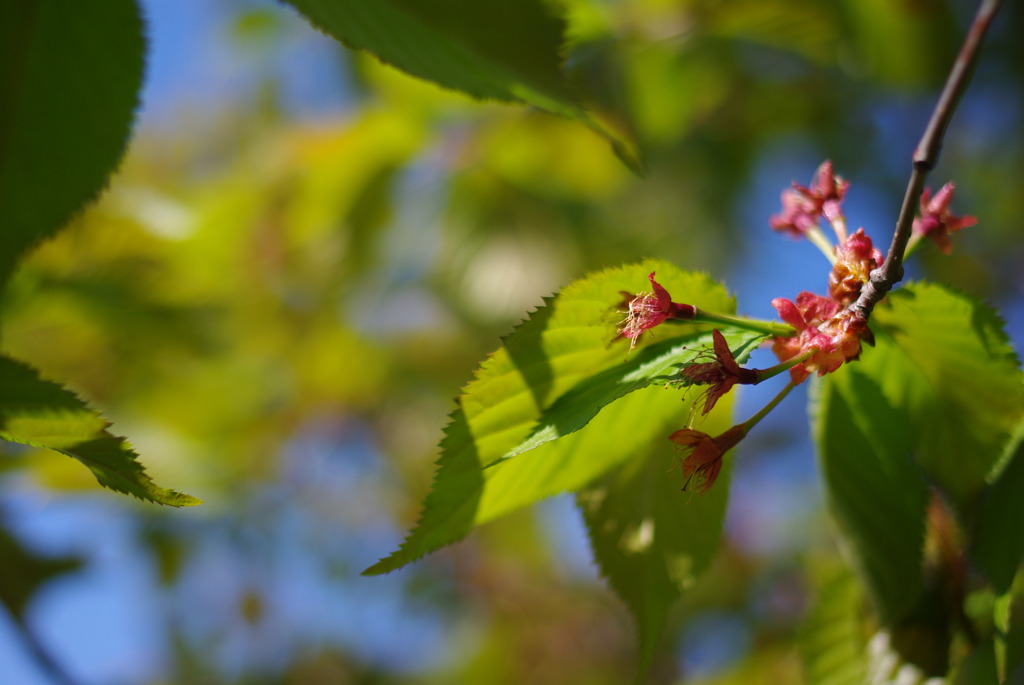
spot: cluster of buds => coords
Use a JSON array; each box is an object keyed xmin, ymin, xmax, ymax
[
  {"xmin": 770, "ymin": 160, "xmax": 850, "ymax": 245},
  {"xmin": 615, "ymin": 161, "xmax": 975, "ymax": 494},
  {"xmin": 769, "ymin": 162, "xmax": 971, "ymax": 383},
  {"xmin": 771, "ymin": 293, "xmax": 870, "ymax": 384}
]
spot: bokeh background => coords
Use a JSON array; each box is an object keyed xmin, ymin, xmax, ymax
[{"xmin": 2, "ymin": 1, "xmax": 1023, "ymax": 683}]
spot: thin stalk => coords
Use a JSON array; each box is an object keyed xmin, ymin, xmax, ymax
[
  {"xmin": 851, "ymin": 0, "xmax": 1004, "ymax": 318},
  {"xmin": 828, "ymin": 214, "xmax": 849, "ymax": 246},
  {"xmin": 689, "ymin": 310, "xmax": 796, "ymax": 338},
  {"xmin": 753, "ymin": 350, "xmax": 815, "ymax": 383}
]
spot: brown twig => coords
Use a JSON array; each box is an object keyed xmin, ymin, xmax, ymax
[{"xmin": 850, "ymin": 0, "xmax": 1004, "ymax": 318}]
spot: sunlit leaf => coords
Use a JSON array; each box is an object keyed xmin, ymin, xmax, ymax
[
  {"xmin": 492, "ymin": 328, "xmax": 763, "ymax": 465},
  {"xmin": 364, "ymin": 260, "xmax": 739, "ymax": 574},
  {"xmin": 0, "ymin": 355, "xmax": 201, "ymax": 507},
  {"xmin": 0, "ymin": 0, "xmax": 144, "ymax": 285},
  {"xmin": 869, "ymin": 284, "xmax": 1024, "ymax": 509},
  {"xmin": 578, "ymin": 393, "xmax": 734, "ymax": 672}
]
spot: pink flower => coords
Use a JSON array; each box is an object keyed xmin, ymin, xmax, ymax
[
  {"xmin": 912, "ymin": 183, "xmax": 976, "ymax": 254},
  {"xmin": 770, "ymin": 161, "xmax": 849, "ymax": 237},
  {"xmin": 770, "ymin": 189, "xmax": 819, "ymax": 238},
  {"xmin": 679, "ymin": 329, "xmax": 758, "ymax": 415},
  {"xmin": 828, "ymin": 228, "xmax": 883, "ymax": 305},
  {"xmin": 669, "ymin": 425, "xmax": 747, "ymax": 493},
  {"xmin": 771, "ymin": 292, "xmax": 867, "ymax": 383},
  {"xmin": 619, "ymin": 272, "xmax": 696, "ymax": 346}
]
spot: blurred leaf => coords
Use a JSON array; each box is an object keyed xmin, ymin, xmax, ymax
[
  {"xmin": 578, "ymin": 394, "xmax": 733, "ymax": 673},
  {"xmin": 0, "ymin": 355, "xmax": 200, "ymax": 507},
  {"xmin": 477, "ymin": 115, "xmax": 630, "ymax": 200},
  {"xmin": 0, "ymin": 527, "xmax": 82, "ymax": 620},
  {"xmin": 870, "ymin": 284, "xmax": 1024, "ymax": 509},
  {"xmin": 970, "ymin": 420, "xmax": 1024, "ymax": 594},
  {"xmin": 281, "ymin": 0, "xmax": 578, "ymax": 115},
  {"xmin": 624, "ymin": 41, "xmax": 732, "ymax": 146},
  {"xmin": 708, "ymin": 0, "xmax": 841, "ymax": 66},
  {"xmin": 799, "ymin": 568, "xmax": 867, "ymax": 685},
  {"xmin": 231, "ymin": 7, "xmax": 283, "ymax": 45},
  {"xmin": 365, "ymin": 260, "xmax": 736, "ymax": 574},
  {"xmin": 0, "ymin": 0, "xmax": 144, "ymax": 285},
  {"xmin": 813, "ymin": 353, "xmax": 929, "ymax": 623},
  {"xmin": 1000, "ymin": 591, "xmax": 1024, "ymax": 684},
  {"xmin": 840, "ymin": 0, "xmax": 957, "ymax": 87},
  {"xmin": 952, "ymin": 639, "xmax": 999, "ymax": 685},
  {"xmin": 995, "ymin": 592, "xmax": 1011, "ymax": 682},
  {"xmin": 280, "ymin": 0, "xmax": 643, "ymax": 172}
]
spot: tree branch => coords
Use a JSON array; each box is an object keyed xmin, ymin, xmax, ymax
[{"xmin": 850, "ymin": 0, "xmax": 1003, "ymax": 318}]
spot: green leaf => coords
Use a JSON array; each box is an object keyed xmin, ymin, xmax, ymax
[
  {"xmin": 813, "ymin": 355, "xmax": 930, "ymax": 623},
  {"xmin": 0, "ymin": 355, "xmax": 201, "ymax": 507},
  {"xmin": 869, "ymin": 284, "xmax": 1024, "ymax": 509},
  {"xmin": 364, "ymin": 260, "xmax": 742, "ymax": 574},
  {"xmin": 994, "ymin": 592, "xmax": 1012, "ymax": 682},
  {"xmin": 953, "ymin": 639, "xmax": 999, "ymax": 685},
  {"xmin": 281, "ymin": 0, "xmax": 577, "ymax": 113},
  {"xmin": 998, "ymin": 591, "xmax": 1024, "ymax": 683},
  {"xmin": 491, "ymin": 328, "xmax": 763, "ymax": 466},
  {"xmin": 842, "ymin": 0, "xmax": 958, "ymax": 88},
  {"xmin": 799, "ymin": 568, "xmax": 867, "ymax": 685},
  {"xmin": 577, "ymin": 399, "xmax": 734, "ymax": 672},
  {"xmin": 814, "ymin": 282, "xmax": 1024, "ymax": 623},
  {"xmin": 0, "ymin": 0, "xmax": 145, "ymax": 286},
  {"xmin": 279, "ymin": 0, "xmax": 643, "ymax": 172},
  {"xmin": 970, "ymin": 420, "xmax": 1024, "ymax": 594}
]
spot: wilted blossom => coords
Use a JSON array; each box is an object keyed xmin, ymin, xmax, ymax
[
  {"xmin": 912, "ymin": 183, "xmax": 976, "ymax": 254},
  {"xmin": 679, "ymin": 329, "xmax": 758, "ymax": 415},
  {"xmin": 828, "ymin": 228, "xmax": 884, "ymax": 305},
  {"xmin": 769, "ymin": 161, "xmax": 849, "ymax": 238},
  {"xmin": 669, "ymin": 425, "xmax": 747, "ymax": 493},
  {"xmin": 771, "ymin": 292, "xmax": 868, "ymax": 383},
  {"xmin": 619, "ymin": 272, "xmax": 696, "ymax": 346}
]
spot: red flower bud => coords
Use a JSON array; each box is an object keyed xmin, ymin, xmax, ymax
[
  {"xmin": 769, "ymin": 161, "xmax": 849, "ymax": 238},
  {"xmin": 828, "ymin": 228, "xmax": 883, "ymax": 305}
]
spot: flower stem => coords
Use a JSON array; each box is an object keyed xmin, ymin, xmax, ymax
[
  {"xmin": 828, "ymin": 214, "xmax": 849, "ymax": 246},
  {"xmin": 753, "ymin": 350, "xmax": 814, "ymax": 383},
  {"xmin": 903, "ymin": 233, "xmax": 925, "ymax": 259},
  {"xmin": 806, "ymin": 226, "xmax": 837, "ymax": 264},
  {"xmin": 690, "ymin": 310, "xmax": 797, "ymax": 338}
]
